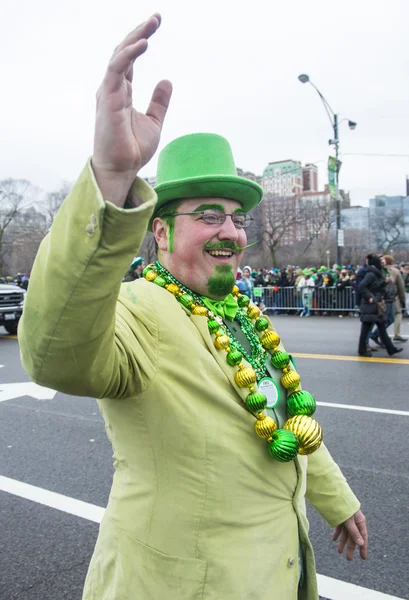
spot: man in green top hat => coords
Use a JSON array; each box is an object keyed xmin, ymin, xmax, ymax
[{"xmin": 19, "ymin": 14, "xmax": 367, "ymax": 600}]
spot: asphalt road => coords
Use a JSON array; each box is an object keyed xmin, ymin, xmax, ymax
[{"xmin": 1, "ymin": 316, "xmax": 408, "ymax": 600}]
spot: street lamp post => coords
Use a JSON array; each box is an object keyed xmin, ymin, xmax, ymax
[{"xmin": 298, "ymin": 74, "xmax": 356, "ymax": 266}]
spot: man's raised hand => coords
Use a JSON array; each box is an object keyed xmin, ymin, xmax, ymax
[{"xmin": 92, "ymin": 14, "xmax": 172, "ymax": 206}]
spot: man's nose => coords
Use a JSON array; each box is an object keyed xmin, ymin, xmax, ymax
[{"xmin": 217, "ymin": 215, "xmax": 239, "ymax": 240}]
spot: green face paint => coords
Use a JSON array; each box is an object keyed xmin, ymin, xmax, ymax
[
  {"xmin": 207, "ymin": 264, "xmax": 235, "ymax": 298},
  {"xmin": 193, "ymin": 203, "xmax": 225, "ymax": 212},
  {"xmin": 155, "ymin": 199, "xmax": 182, "ymax": 254}
]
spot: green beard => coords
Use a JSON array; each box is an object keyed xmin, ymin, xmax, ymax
[{"xmin": 207, "ymin": 264, "xmax": 235, "ymax": 297}]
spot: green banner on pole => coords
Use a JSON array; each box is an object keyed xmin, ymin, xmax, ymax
[{"xmin": 328, "ymin": 156, "xmax": 338, "ymax": 200}]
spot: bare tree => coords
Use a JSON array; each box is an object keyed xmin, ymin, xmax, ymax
[
  {"xmin": 42, "ymin": 181, "xmax": 72, "ymax": 230},
  {"xmin": 0, "ymin": 178, "xmax": 37, "ymax": 275},
  {"xmin": 302, "ymin": 200, "xmax": 335, "ymax": 253},
  {"xmin": 262, "ymin": 194, "xmax": 306, "ymax": 266},
  {"xmin": 371, "ymin": 208, "xmax": 406, "ymax": 252}
]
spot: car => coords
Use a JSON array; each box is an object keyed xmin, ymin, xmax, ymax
[{"xmin": 0, "ymin": 283, "xmax": 26, "ymax": 335}]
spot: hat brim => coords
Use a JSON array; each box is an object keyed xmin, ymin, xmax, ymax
[{"xmin": 148, "ymin": 174, "xmax": 263, "ymax": 232}]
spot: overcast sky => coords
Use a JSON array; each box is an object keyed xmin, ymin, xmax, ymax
[{"xmin": 2, "ymin": 0, "xmax": 409, "ymax": 206}]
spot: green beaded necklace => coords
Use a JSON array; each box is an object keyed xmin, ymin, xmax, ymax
[{"xmin": 143, "ymin": 262, "xmax": 323, "ymax": 463}]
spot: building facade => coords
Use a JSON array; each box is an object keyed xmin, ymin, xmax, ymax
[
  {"xmin": 341, "ymin": 207, "xmax": 369, "ymax": 230},
  {"xmin": 262, "ymin": 160, "xmax": 303, "ymax": 197},
  {"xmin": 302, "ymin": 163, "xmax": 318, "ymax": 193}
]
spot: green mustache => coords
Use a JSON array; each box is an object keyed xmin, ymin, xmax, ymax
[{"xmin": 204, "ymin": 241, "xmax": 244, "ymax": 252}]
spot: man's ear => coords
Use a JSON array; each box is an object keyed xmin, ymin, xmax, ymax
[{"xmin": 152, "ymin": 218, "xmax": 168, "ymax": 252}]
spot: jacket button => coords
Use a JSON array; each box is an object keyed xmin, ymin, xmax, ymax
[
  {"xmin": 288, "ymin": 557, "xmax": 295, "ymax": 568},
  {"xmin": 85, "ymin": 224, "xmax": 95, "ymax": 237}
]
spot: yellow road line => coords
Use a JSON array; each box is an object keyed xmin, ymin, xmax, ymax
[
  {"xmin": 292, "ymin": 352, "xmax": 409, "ymax": 365},
  {"xmin": 0, "ymin": 334, "xmax": 18, "ymax": 340}
]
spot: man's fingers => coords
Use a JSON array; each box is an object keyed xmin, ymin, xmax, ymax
[
  {"xmin": 332, "ymin": 525, "xmax": 342, "ymax": 541},
  {"xmin": 337, "ymin": 527, "xmax": 348, "ymax": 554},
  {"xmin": 146, "ymin": 80, "xmax": 173, "ymax": 128},
  {"xmin": 111, "ymin": 15, "xmax": 161, "ymax": 60},
  {"xmin": 345, "ymin": 535, "xmax": 357, "ymax": 561},
  {"xmin": 356, "ymin": 514, "xmax": 368, "ymax": 559},
  {"xmin": 104, "ymin": 40, "xmax": 148, "ymax": 93}
]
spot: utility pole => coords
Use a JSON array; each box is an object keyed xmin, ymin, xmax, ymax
[{"xmin": 298, "ymin": 75, "xmax": 356, "ymax": 266}]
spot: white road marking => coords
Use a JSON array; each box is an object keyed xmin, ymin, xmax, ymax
[
  {"xmin": 0, "ymin": 382, "xmax": 57, "ymax": 403},
  {"xmin": 317, "ymin": 402, "xmax": 409, "ymax": 417},
  {"xmin": 317, "ymin": 574, "xmax": 405, "ymax": 599},
  {"xmin": 0, "ymin": 475, "xmax": 103, "ymax": 523},
  {"xmin": 0, "ymin": 475, "xmax": 405, "ymax": 600},
  {"xmin": 0, "ymin": 365, "xmax": 4, "ymax": 368}
]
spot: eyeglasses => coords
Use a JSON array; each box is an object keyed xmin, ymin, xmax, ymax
[{"xmin": 161, "ymin": 209, "xmax": 253, "ymax": 230}]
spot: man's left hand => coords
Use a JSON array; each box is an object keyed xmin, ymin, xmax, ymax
[{"xmin": 332, "ymin": 510, "xmax": 368, "ymax": 560}]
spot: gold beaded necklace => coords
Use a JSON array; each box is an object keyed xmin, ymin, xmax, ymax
[{"xmin": 143, "ymin": 262, "xmax": 323, "ymax": 463}]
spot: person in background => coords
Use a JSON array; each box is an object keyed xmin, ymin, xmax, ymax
[
  {"xmin": 369, "ymin": 255, "xmax": 399, "ymax": 347},
  {"xmin": 336, "ymin": 269, "xmax": 352, "ymax": 317},
  {"xmin": 254, "ymin": 268, "xmax": 266, "ymax": 287},
  {"xmin": 357, "ymin": 254, "xmax": 403, "ymax": 357},
  {"xmin": 235, "ymin": 270, "xmax": 247, "ymax": 294},
  {"xmin": 123, "ymin": 256, "xmax": 145, "ymax": 282},
  {"xmin": 381, "ymin": 256, "xmax": 406, "ymax": 343},
  {"xmin": 21, "ymin": 274, "xmax": 29, "ymax": 290},
  {"xmin": 298, "ymin": 269, "xmax": 315, "ymax": 317},
  {"xmin": 402, "ymin": 264, "xmax": 409, "ymax": 317},
  {"xmin": 241, "ymin": 265, "xmax": 254, "ymax": 300}
]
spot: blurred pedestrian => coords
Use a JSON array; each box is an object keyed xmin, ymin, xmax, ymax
[
  {"xmin": 123, "ymin": 256, "xmax": 145, "ymax": 282},
  {"xmin": 357, "ymin": 254, "xmax": 403, "ymax": 357}
]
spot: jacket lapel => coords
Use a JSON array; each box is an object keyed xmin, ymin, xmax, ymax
[{"xmin": 188, "ymin": 313, "xmax": 251, "ymax": 408}]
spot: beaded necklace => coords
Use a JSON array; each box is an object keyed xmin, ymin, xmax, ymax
[{"xmin": 143, "ymin": 262, "xmax": 323, "ymax": 463}]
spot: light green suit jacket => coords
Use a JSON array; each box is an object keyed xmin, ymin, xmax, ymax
[{"xmin": 19, "ymin": 163, "xmax": 360, "ymax": 600}]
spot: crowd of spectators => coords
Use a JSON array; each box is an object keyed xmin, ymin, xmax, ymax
[{"xmin": 236, "ymin": 261, "xmax": 409, "ymax": 320}]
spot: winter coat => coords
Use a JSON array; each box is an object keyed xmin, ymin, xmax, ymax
[
  {"xmin": 19, "ymin": 162, "xmax": 360, "ymax": 600},
  {"xmin": 355, "ymin": 265, "xmax": 367, "ymax": 302},
  {"xmin": 358, "ymin": 265, "xmax": 387, "ymax": 323}
]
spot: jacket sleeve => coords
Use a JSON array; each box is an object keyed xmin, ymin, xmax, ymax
[
  {"xmin": 358, "ymin": 272, "xmax": 375, "ymax": 300},
  {"xmin": 396, "ymin": 272, "xmax": 406, "ymax": 306},
  {"xmin": 19, "ymin": 161, "xmax": 158, "ymax": 399},
  {"xmin": 306, "ymin": 443, "xmax": 360, "ymax": 527}
]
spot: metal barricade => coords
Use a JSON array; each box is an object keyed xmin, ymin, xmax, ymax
[{"xmin": 256, "ymin": 286, "xmax": 359, "ymax": 314}]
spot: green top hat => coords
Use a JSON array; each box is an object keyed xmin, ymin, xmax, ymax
[{"xmin": 148, "ymin": 133, "xmax": 263, "ymax": 231}]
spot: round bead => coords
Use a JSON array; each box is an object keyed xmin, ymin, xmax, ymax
[
  {"xmin": 247, "ymin": 304, "xmax": 261, "ymax": 320},
  {"xmin": 255, "ymin": 415, "xmax": 277, "ymax": 438},
  {"xmin": 145, "ymin": 270, "xmax": 158, "ymax": 282},
  {"xmin": 214, "ymin": 335, "xmax": 230, "ymax": 350},
  {"xmin": 207, "ymin": 319, "xmax": 220, "ymax": 334},
  {"xmin": 226, "ymin": 350, "xmax": 243, "ymax": 366},
  {"xmin": 142, "ymin": 265, "xmax": 154, "ymax": 278},
  {"xmin": 166, "ymin": 283, "xmax": 180, "ymax": 295},
  {"xmin": 231, "ymin": 285, "xmax": 240, "ymax": 297},
  {"xmin": 180, "ymin": 293, "xmax": 194, "ymax": 307},
  {"xmin": 271, "ymin": 350, "xmax": 290, "ymax": 370},
  {"xmin": 255, "ymin": 317, "xmax": 269, "ymax": 332},
  {"xmin": 268, "ymin": 429, "xmax": 299, "ymax": 462},
  {"xmin": 281, "ymin": 370, "xmax": 301, "ymax": 390},
  {"xmin": 245, "ymin": 391, "xmax": 267, "ymax": 413},
  {"xmin": 237, "ymin": 294, "xmax": 250, "ymax": 308},
  {"xmin": 261, "ymin": 330, "xmax": 280, "ymax": 350},
  {"xmin": 235, "ymin": 366, "xmax": 257, "ymax": 388},
  {"xmin": 287, "ymin": 390, "xmax": 316, "ymax": 417},
  {"xmin": 284, "ymin": 415, "xmax": 322, "ymax": 455},
  {"xmin": 154, "ymin": 275, "xmax": 167, "ymax": 287},
  {"xmin": 191, "ymin": 305, "xmax": 208, "ymax": 316}
]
